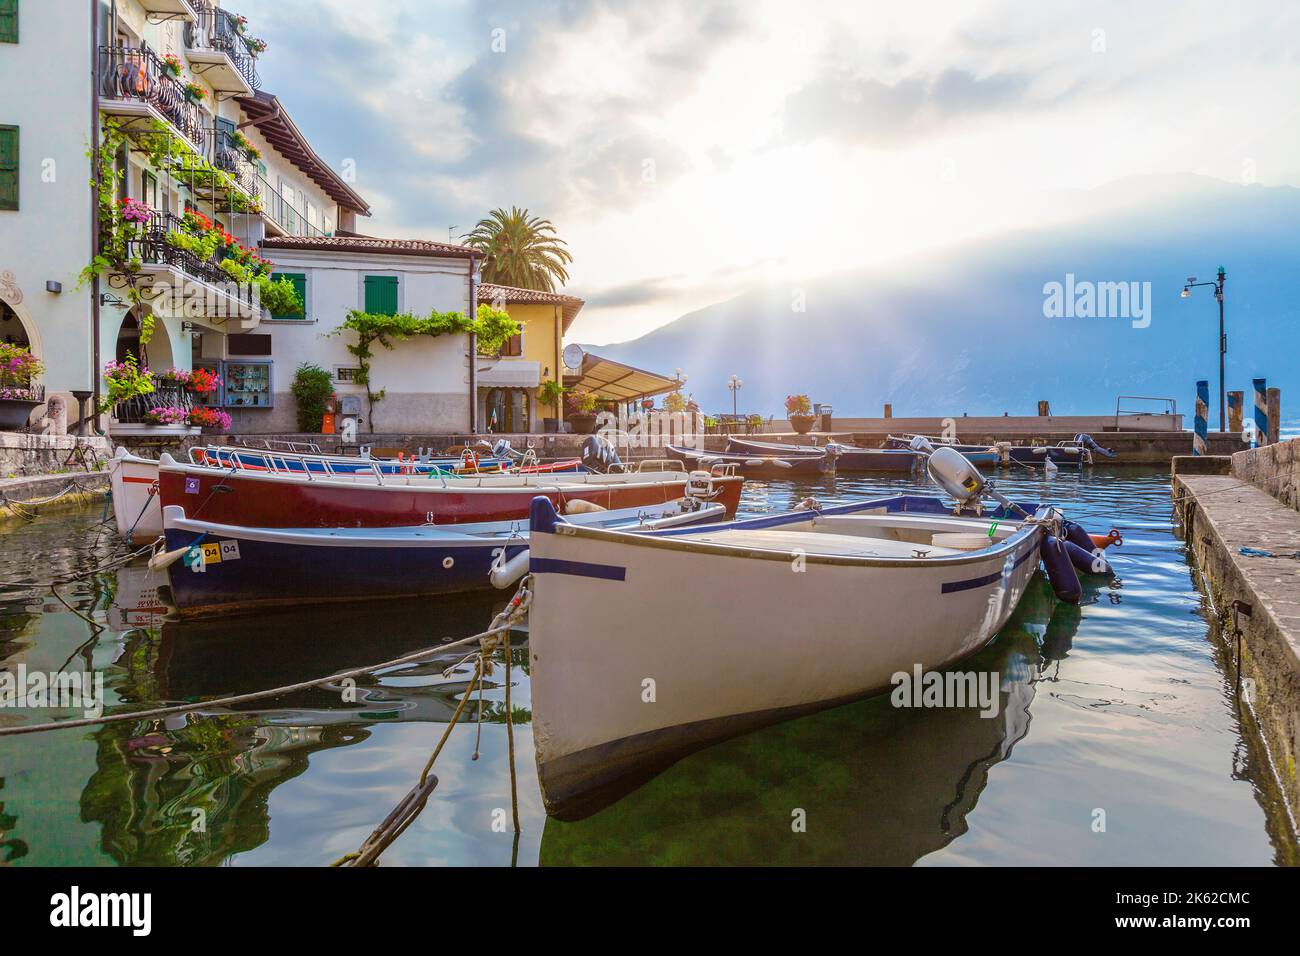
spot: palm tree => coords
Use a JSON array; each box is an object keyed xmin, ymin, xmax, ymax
[{"xmin": 466, "ymin": 207, "xmax": 574, "ymax": 292}]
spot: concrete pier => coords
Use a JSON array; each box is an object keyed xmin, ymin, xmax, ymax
[
  {"xmin": 1173, "ymin": 436, "xmax": 1300, "ymax": 827},
  {"xmin": 0, "ymin": 471, "xmax": 110, "ymax": 525}
]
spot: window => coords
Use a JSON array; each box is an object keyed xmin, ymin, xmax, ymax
[
  {"xmin": 270, "ymin": 272, "xmax": 307, "ymax": 319},
  {"xmin": 0, "ymin": 1, "xmax": 17, "ymax": 44},
  {"xmin": 363, "ymin": 275, "xmax": 398, "ymax": 315},
  {"xmin": 0, "ymin": 126, "xmax": 17, "ymax": 210},
  {"xmin": 499, "ymin": 332, "xmax": 523, "ymax": 357},
  {"xmin": 141, "ymin": 170, "xmax": 157, "ymax": 208},
  {"xmin": 335, "ymin": 366, "xmax": 360, "ymax": 383}
]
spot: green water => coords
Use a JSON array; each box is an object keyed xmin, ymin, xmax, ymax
[{"xmin": 0, "ymin": 468, "xmax": 1295, "ymax": 866}]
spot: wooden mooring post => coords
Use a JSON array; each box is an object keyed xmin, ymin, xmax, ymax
[
  {"xmin": 1267, "ymin": 387, "xmax": 1281, "ymax": 445},
  {"xmin": 1227, "ymin": 390, "xmax": 1244, "ymax": 434},
  {"xmin": 1193, "ymin": 380, "xmax": 1208, "ymax": 455},
  {"xmin": 1253, "ymin": 378, "xmax": 1268, "ymax": 447}
]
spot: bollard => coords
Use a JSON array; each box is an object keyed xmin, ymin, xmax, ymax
[
  {"xmin": 1252, "ymin": 378, "xmax": 1267, "ymax": 448},
  {"xmin": 1037, "ymin": 400, "xmax": 1051, "ymax": 416},
  {"xmin": 1227, "ymin": 391, "xmax": 1243, "ymax": 434},
  {"xmin": 1267, "ymin": 388, "xmax": 1280, "ymax": 445},
  {"xmin": 1193, "ymin": 381, "xmax": 1208, "ymax": 456},
  {"xmin": 883, "ymin": 403, "xmax": 892, "ymax": 419}
]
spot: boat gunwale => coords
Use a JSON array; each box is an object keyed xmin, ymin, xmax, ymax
[
  {"xmin": 156, "ymin": 453, "xmax": 709, "ymax": 495},
  {"xmin": 543, "ymin": 495, "xmax": 1048, "ymax": 570},
  {"xmin": 161, "ymin": 500, "xmax": 726, "ymax": 548}
]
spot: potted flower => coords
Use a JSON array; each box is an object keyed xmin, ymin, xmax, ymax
[
  {"xmin": 245, "ymin": 37, "xmax": 268, "ymax": 55},
  {"xmin": 0, "ymin": 343, "xmax": 44, "ymax": 430},
  {"xmin": 703, "ymin": 415, "xmax": 718, "ymax": 435},
  {"xmin": 537, "ymin": 379, "xmax": 564, "ymax": 433},
  {"xmin": 747, "ymin": 413, "xmax": 764, "ymax": 434},
  {"xmin": 566, "ymin": 388, "xmax": 598, "ymax": 434},
  {"xmin": 188, "ymin": 406, "xmax": 232, "ymax": 431},
  {"xmin": 641, "ymin": 398, "xmax": 655, "ymax": 412},
  {"xmin": 186, "ymin": 367, "xmax": 223, "ymax": 397},
  {"xmin": 100, "ymin": 355, "xmax": 155, "ymax": 414},
  {"xmin": 183, "ymin": 81, "xmax": 206, "ymax": 104},
  {"xmin": 786, "ymin": 394, "xmax": 815, "ymax": 434},
  {"xmin": 141, "ymin": 405, "xmax": 190, "ymax": 426},
  {"xmin": 161, "ymin": 53, "xmax": 183, "ymax": 78}
]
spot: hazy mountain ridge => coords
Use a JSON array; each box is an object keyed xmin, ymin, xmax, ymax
[{"xmin": 585, "ymin": 176, "xmax": 1300, "ymax": 418}]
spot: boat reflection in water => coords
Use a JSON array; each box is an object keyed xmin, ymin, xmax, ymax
[
  {"xmin": 538, "ymin": 577, "xmax": 1089, "ymax": 866},
  {"xmin": 80, "ymin": 587, "xmax": 509, "ymax": 866}
]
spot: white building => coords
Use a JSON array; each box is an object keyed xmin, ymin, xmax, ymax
[{"xmin": 0, "ymin": 0, "xmax": 483, "ymax": 435}]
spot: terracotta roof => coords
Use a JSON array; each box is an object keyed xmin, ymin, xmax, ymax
[
  {"xmin": 478, "ymin": 282, "xmax": 585, "ymax": 331},
  {"xmin": 261, "ymin": 234, "xmax": 481, "ymax": 260},
  {"xmin": 236, "ymin": 91, "xmax": 371, "ymax": 216}
]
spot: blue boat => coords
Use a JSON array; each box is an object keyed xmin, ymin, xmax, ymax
[{"xmin": 156, "ymin": 497, "xmax": 725, "ymax": 618}]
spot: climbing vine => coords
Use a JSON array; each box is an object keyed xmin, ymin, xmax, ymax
[
  {"xmin": 82, "ymin": 120, "xmax": 154, "ymax": 343},
  {"xmin": 332, "ymin": 304, "xmax": 520, "ymax": 429}
]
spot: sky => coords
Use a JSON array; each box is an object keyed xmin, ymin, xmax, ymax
[{"xmin": 237, "ymin": 0, "xmax": 1300, "ymax": 344}]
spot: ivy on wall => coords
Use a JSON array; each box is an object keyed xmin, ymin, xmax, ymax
[{"xmin": 332, "ymin": 304, "xmax": 521, "ymax": 430}]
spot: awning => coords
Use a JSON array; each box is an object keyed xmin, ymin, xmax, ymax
[
  {"xmin": 563, "ymin": 352, "xmax": 682, "ymax": 402},
  {"xmin": 475, "ymin": 359, "xmax": 541, "ymax": 388}
]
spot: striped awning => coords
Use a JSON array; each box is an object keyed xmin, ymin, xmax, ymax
[{"xmin": 563, "ymin": 353, "xmax": 683, "ymax": 401}]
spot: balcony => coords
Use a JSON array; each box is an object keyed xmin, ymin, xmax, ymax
[
  {"xmin": 138, "ymin": 0, "xmax": 198, "ymax": 21},
  {"xmin": 98, "ymin": 44, "xmax": 204, "ymax": 151},
  {"xmin": 117, "ymin": 212, "xmax": 261, "ymax": 329},
  {"xmin": 211, "ymin": 128, "xmax": 260, "ymax": 203},
  {"xmin": 184, "ymin": 1, "xmax": 260, "ymax": 96}
]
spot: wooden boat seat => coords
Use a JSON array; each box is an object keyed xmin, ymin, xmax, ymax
[
  {"xmin": 809, "ymin": 513, "xmax": 1015, "ymax": 545},
  {"xmin": 684, "ymin": 528, "xmax": 967, "ymax": 559}
]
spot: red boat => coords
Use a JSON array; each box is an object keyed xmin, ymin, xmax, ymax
[{"xmin": 155, "ymin": 453, "xmax": 744, "ymax": 527}]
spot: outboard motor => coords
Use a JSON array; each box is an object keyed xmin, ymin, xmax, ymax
[
  {"xmin": 1075, "ymin": 433, "xmax": 1115, "ymax": 459},
  {"xmin": 581, "ymin": 434, "xmax": 622, "ymax": 473}
]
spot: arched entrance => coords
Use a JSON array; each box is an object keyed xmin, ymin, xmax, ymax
[
  {"xmin": 114, "ymin": 309, "xmax": 174, "ymax": 370},
  {"xmin": 0, "ymin": 300, "xmax": 32, "ymax": 350}
]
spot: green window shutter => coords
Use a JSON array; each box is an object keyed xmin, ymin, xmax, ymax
[
  {"xmin": 363, "ymin": 275, "xmax": 398, "ymax": 315},
  {"xmin": 0, "ymin": 0, "xmax": 17, "ymax": 44},
  {"xmin": 0, "ymin": 126, "xmax": 17, "ymax": 210},
  {"xmin": 271, "ymin": 272, "xmax": 307, "ymax": 319}
]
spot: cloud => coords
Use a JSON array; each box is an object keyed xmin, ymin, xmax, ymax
[{"xmin": 783, "ymin": 67, "xmax": 1039, "ymax": 146}]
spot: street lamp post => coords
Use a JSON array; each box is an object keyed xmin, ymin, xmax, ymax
[
  {"xmin": 1181, "ymin": 266, "xmax": 1227, "ymax": 432},
  {"xmin": 727, "ymin": 374, "xmax": 743, "ymax": 419}
]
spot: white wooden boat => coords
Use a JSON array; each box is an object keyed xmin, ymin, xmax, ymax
[
  {"xmin": 525, "ymin": 492, "xmax": 1050, "ymax": 817},
  {"xmin": 109, "ymin": 447, "xmax": 164, "ymax": 541}
]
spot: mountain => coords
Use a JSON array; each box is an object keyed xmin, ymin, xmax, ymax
[{"xmin": 587, "ymin": 175, "xmax": 1300, "ymax": 420}]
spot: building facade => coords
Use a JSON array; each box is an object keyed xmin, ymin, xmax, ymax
[{"xmin": 0, "ymin": 0, "xmax": 369, "ymax": 428}]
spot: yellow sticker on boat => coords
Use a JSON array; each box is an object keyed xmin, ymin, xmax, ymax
[{"xmin": 200, "ymin": 542, "xmax": 222, "ymax": 565}]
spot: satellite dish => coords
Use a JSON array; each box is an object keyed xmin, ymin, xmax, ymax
[{"xmin": 563, "ymin": 344, "xmax": 585, "ymax": 371}]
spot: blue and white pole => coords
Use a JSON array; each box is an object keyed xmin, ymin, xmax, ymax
[
  {"xmin": 1194, "ymin": 380, "xmax": 1209, "ymax": 456},
  {"xmin": 1252, "ymin": 377, "xmax": 1267, "ymax": 448}
]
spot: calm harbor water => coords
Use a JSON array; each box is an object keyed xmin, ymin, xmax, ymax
[{"xmin": 1, "ymin": 467, "xmax": 1296, "ymax": 866}]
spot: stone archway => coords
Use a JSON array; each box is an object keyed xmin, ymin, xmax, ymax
[
  {"xmin": 0, "ymin": 271, "xmax": 44, "ymax": 363},
  {"xmin": 113, "ymin": 308, "xmax": 176, "ymax": 372}
]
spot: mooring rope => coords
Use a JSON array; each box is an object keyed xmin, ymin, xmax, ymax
[
  {"xmin": 0, "ymin": 577, "xmax": 533, "ymax": 739},
  {"xmin": 333, "ymin": 578, "xmax": 533, "ymax": 867}
]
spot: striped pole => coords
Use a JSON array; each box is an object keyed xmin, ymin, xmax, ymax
[
  {"xmin": 1253, "ymin": 377, "xmax": 1267, "ymax": 448},
  {"xmin": 1193, "ymin": 381, "xmax": 1209, "ymax": 456}
]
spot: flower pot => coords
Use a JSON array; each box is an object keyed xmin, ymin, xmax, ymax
[
  {"xmin": 0, "ymin": 398, "xmax": 40, "ymax": 431},
  {"xmin": 789, "ymin": 413, "xmax": 816, "ymax": 435},
  {"xmin": 569, "ymin": 412, "xmax": 597, "ymax": 435}
]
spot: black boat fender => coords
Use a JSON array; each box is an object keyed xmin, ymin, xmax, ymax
[{"xmin": 1040, "ymin": 534, "xmax": 1083, "ymax": 603}]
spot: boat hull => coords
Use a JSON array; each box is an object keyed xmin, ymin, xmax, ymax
[
  {"xmin": 727, "ymin": 437, "xmax": 919, "ymax": 472},
  {"xmin": 162, "ymin": 522, "xmax": 529, "ymax": 617},
  {"xmin": 665, "ymin": 443, "xmax": 833, "ymax": 477},
  {"xmin": 109, "ymin": 448, "xmax": 163, "ymax": 541},
  {"xmin": 157, "ymin": 460, "xmax": 743, "ymax": 527},
  {"xmin": 527, "ymin": 496, "xmax": 1042, "ymax": 817}
]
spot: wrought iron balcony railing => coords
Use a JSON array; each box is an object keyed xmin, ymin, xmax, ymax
[
  {"xmin": 211, "ymin": 128, "xmax": 260, "ymax": 201},
  {"xmin": 120, "ymin": 211, "xmax": 257, "ymax": 313},
  {"xmin": 98, "ymin": 44, "xmax": 204, "ymax": 145},
  {"xmin": 113, "ymin": 385, "xmax": 197, "ymax": 425},
  {"xmin": 185, "ymin": 0, "xmax": 261, "ymax": 90}
]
